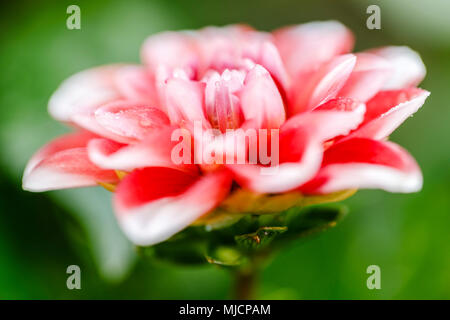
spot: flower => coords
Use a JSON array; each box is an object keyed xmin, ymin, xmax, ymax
[{"xmin": 23, "ymin": 22, "xmax": 429, "ymax": 246}]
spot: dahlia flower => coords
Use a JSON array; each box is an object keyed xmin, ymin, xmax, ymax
[{"xmin": 23, "ymin": 21, "xmax": 429, "ymax": 247}]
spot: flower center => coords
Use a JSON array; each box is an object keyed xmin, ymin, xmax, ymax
[{"xmin": 204, "ymin": 69, "xmax": 245, "ymax": 133}]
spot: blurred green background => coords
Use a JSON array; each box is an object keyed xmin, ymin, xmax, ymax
[{"xmin": 0, "ymin": 0, "xmax": 449, "ymax": 299}]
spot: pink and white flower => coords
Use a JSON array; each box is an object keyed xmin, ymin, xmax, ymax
[{"xmin": 23, "ymin": 22, "xmax": 429, "ymax": 246}]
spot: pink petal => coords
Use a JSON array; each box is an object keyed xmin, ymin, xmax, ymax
[
  {"xmin": 193, "ymin": 126, "xmax": 253, "ymax": 168},
  {"xmin": 228, "ymin": 135, "xmax": 323, "ymax": 193},
  {"xmin": 284, "ymin": 98, "xmax": 366, "ymax": 141},
  {"xmin": 87, "ymin": 127, "xmax": 196, "ymax": 173},
  {"xmin": 345, "ymin": 88, "xmax": 430, "ymax": 140},
  {"xmin": 113, "ymin": 65, "xmax": 158, "ymax": 103},
  {"xmin": 71, "ymin": 100, "xmax": 171, "ymax": 144},
  {"xmin": 240, "ymin": 65, "xmax": 286, "ymax": 129},
  {"xmin": 273, "ymin": 21, "xmax": 354, "ymax": 77},
  {"xmin": 114, "ymin": 168, "xmax": 232, "ymax": 245},
  {"xmin": 301, "ymin": 138, "xmax": 422, "ymax": 194},
  {"xmin": 194, "ymin": 24, "xmax": 260, "ymax": 74},
  {"xmin": 228, "ymin": 103, "xmax": 365, "ymax": 193},
  {"xmin": 48, "ymin": 65, "xmax": 128, "ymax": 122},
  {"xmin": 141, "ymin": 31, "xmax": 199, "ymax": 76},
  {"xmin": 314, "ymin": 97, "xmax": 365, "ymax": 113},
  {"xmin": 24, "ymin": 131, "xmax": 94, "ymax": 177},
  {"xmin": 23, "ymin": 132, "xmax": 118, "ymax": 192},
  {"xmin": 94, "ymin": 101, "xmax": 170, "ymax": 142},
  {"xmin": 289, "ymin": 54, "xmax": 356, "ymax": 115},
  {"xmin": 71, "ymin": 109, "xmax": 132, "ymax": 144},
  {"xmin": 163, "ymin": 78, "xmax": 207, "ymax": 125},
  {"xmin": 257, "ymin": 41, "xmax": 290, "ymax": 91},
  {"xmin": 338, "ymin": 53, "xmax": 392, "ymax": 102},
  {"xmin": 370, "ymin": 46, "xmax": 426, "ymax": 90}
]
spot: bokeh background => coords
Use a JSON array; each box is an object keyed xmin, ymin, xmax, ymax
[{"xmin": 0, "ymin": 0, "xmax": 449, "ymax": 299}]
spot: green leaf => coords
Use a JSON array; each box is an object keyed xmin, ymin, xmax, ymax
[{"xmin": 235, "ymin": 226, "xmax": 287, "ymax": 251}]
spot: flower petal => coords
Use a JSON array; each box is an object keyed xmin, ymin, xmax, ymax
[
  {"xmin": 114, "ymin": 168, "xmax": 232, "ymax": 246},
  {"xmin": 94, "ymin": 101, "xmax": 170, "ymax": 142},
  {"xmin": 87, "ymin": 127, "xmax": 196, "ymax": 173},
  {"xmin": 71, "ymin": 109, "xmax": 133, "ymax": 144},
  {"xmin": 23, "ymin": 132, "xmax": 118, "ymax": 192},
  {"xmin": 194, "ymin": 24, "xmax": 261, "ymax": 74},
  {"xmin": 338, "ymin": 53, "xmax": 392, "ymax": 102},
  {"xmin": 290, "ymin": 54, "xmax": 356, "ymax": 115},
  {"xmin": 228, "ymin": 103, "xmax": 365, "ymax": 193},
  {"xmin": 300, "ymin": 138, "xmax": 422, "ymax": 194},
  {"xmin": 273, "ymin": 21, "xmax": 354, "ymax": 77},
  {"xmin": 141, "ymin": 31, "xmax": 199, "ymax": 76},
  {"xmin": 113, "ymin": 65, "xmax": 158, "ymax": 103},
  {"xmin": 284, "ymin": 97, "xmax": 366, "ymax": 141},
  {"xmin": 24, "ymin": 131, "xmax": 93, "ymax": 177},
  {"xmin": 257, "ymin": 41, "xmax": 290, "ymax": 91},
  {"xmin": 48, "ymin": 65, "xmax": 127, "ymax": 122},
  {"xmin": 71, "ymin": 100, "xmax": 171, "ymax": 144},
  {"xmin": 345, "ymin": 88, "xmax": 430, "ymax": 140},
  {"xmin": 228, "ymin": 132, "xmax": 323, "ymax": 193},
  {"xmin": 370, "ymin": 46, "xmax": 426, "ymax": 90},
  {"xmin": 240, "ymin": 65, "xmax": 286, "ymax": 129},
  {"xmin": 163, "ymin": 78, "xmax": 207, "ymax": 125}
]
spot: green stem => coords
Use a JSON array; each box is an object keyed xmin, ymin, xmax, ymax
[
  {"xmin": 233, "ymin": 251, "xmax": 272, "ymax": 300},
  {"xmin": 234, "ymin": 266, "xmax": 258, "ymax": 300}
]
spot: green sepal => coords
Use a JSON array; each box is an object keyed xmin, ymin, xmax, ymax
[
  {"xmin": 278, "ymin": 205, "xmax": 348, "ymax": 242},
  {"xmin": 137, "ymin": 205, "xmax": 348, "ymax": 267},
  {"xmin": 137, "ymin": 227, "xmax": 209, "ymax": 265},
  {"xmin": 235, "ymin": 226, "xmax": 287, "ymax": 251},
  {"xmin": 204, "ymin": 245, "xmax": 248, "ymax": 267}
]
